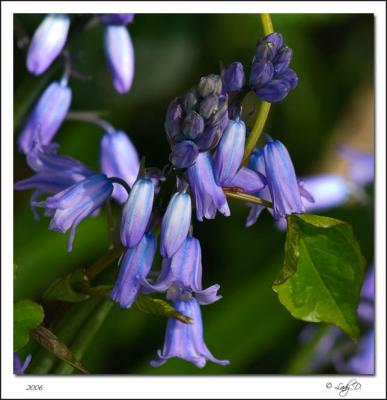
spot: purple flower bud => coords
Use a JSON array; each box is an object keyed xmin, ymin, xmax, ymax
[
  {"xmin": 254, "ymin": 79, "xmax": 291, "ymax": 103},
  {"xmin": 34, "ymin": 174, "xmax": 113, "ymax": 251},
  {"xmin": 222, "ymin": 62, "xmax": 245, "ymax": 93},
  {"xmin": 263, "ymin": 138, "xmax": 304, "ymax": 219},
  {"xmin": 104, "ymin": 25, "xmax": 134, "ymax": 93},
  {"xmin": 165, "ymin": 97, "xmax": 185, "ymax": 142},
  {"xmin": 197, "ymin": 74, "xmax": 222, "ymax": 97},
  {"xmin": 101, "ymin": 13, "xmax": 135, "ymax": 25},
  {"xmin": 14, "ymin": 353, "xmax": 32, "ymax": 375},
  {"xmin": 187, "ymin": 151, "xmax": 230, "ymax": 221},
  {"xmin": 160, "ymin": 192, "xmax": 192, "ymax": 258},
  {"xmin": 183, "ymin": 88, "xmax": 198, "ymax": 112},
  {"xmin": 151, "ymin": 297, "xmax": 229, "ymax": 368},
  {"xmin": 169, "ymin": 140, "xmax": 199, "ymax": 168},
  {"xmin": 298, "ymin": 175, "xmax": 350, "ymax": 212},
  {"xmin": 143, "ymin": 235, "xmax": 221, "ymax": 305},
  {"xmin": 120, "ymin": 177, "xmax": 154, "ymax": 248},
  {"xmin": 254, "ymin": 32, "xmax": 283, "ymax": 62},
  {"xmin": 197, "ymin": 95, "xmax": 219, "ymax": 119},
  {"xmin": 26, "ymin": 14, "xmax": 70, "ymax": 75},
  {"xmin": 111, "ymin": 232, "xmax": 156, "ymax": 308},
  {"xmin": 249, "ymin": 61, "xmax": 274, "ymax": 89},
  {"xmin": 214, "ymin": 119, "xmax": 246, "ymax": 185},
  {"xmin": 224, "ymin": 167, "xmax": 266, "ymax": 194},
  {"xmin": 277, "ymin": 68, "xmax": 298, "ymax": 90},
  {"xmin": 182, "ymin": 111, "xmax": 205, "ymax": 140},
  {"xmin": 18, "ymin": 81, "xmax": 72, "ymax": 155},
  {"xmin": 100, "ymin": 130, "xmax": 140, "ymax": 204},
  {"xmin": 273, "ymin": 46, "xmax": 293, "ymax": 74}
]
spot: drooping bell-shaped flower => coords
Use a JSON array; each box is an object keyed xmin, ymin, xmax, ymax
[
  {"xmin": 213, "ymin": 119, "xmax": 246, "ymax": 185},
  {"xmin": 101, "ymin": 13, "xmax": 135, "ymax": 25},
  {"xmin": 111, "ymin": 232, "xmax": 156, "ymax": 309},
  {"xmin": 223, "ymin": 166, "xmax": 266, "ymax": 194},
  {"xmin": 263, "ymin": 137, "xmax": 304, "ymax": 219},
  {"xmin": 160, "ymin": 192, "xmax": 192, "ymax": 258},
  {"xmin": 18, "ymin": 81, "xmax": 72, "ymax": 155},
  {"xmin": 120, "ymin": 177, "xmax": 154, "ymax": 247},
  {"xmin": 104, "ymin": 25, "xmax": 134, "ymax": 93},
  {"xmin": 26, "ymin": 14, "xmax": 70, "ymax": 75},
  {"xmin": 222, "ymin": 62, "xmax": 245, "ymax": 93},
  {"xmin": 34, "ymin": 174, "xmax": 113, "ymax": 251},
  {"xmin": 14, "ymin": 144, "xmax": 94, "ymax": 218},
  {"xmin": 187, "ymin": 151, "xmax": 230, "ymax": 221},
  {"xmin": 100, "ymin": 130, "xmax": 140, "ymax": 203},
  {"xmin": 169, "ymin": 140, "xmax": 199, "ymax": 169},
  {"xmin": 151, "ymin": 297, "xmax": 229, "ymax": 368},
  {"xmin": 13, "ymin": 353, "xmax": 32, "ymax": 375},
  {"xmin": 143, "ymin": 235, "xmax": 221, "ymax": 305}
]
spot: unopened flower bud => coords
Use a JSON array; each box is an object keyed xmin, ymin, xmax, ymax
[
  {"xmin": 197, "ymin": 94, "xmax": 218, "ymax": 119},
  {"xmin": 197, "ymin": 74, "xmax": 222, "ymax": 97},
  {"xmin": 182, "ymin": 111, "xmax": 205, "ymax": 140},
  {"xmin": 222, "ymin": 62, "xmax": 245, "ymax": 93}
]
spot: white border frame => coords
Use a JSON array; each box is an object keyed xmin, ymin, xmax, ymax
[{"xmin": 2, "ymin": 1, "xmax": 386, "ymax": 399}]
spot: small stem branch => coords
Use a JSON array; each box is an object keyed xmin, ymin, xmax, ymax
[
  {"xmin": 260, "ymin": 13, "xmax": 274, "ymax": 35},
  {"xmin": 109, "ymin": 177, "xmax": 131, "ymax": 196},
  {"xmin": 66, "ymin": 111, "xmax": 114, "ymax": 133},
  {"xmin": 224, "ymin": 189, "xmax": 273, "ymax": 209},
  {"xmin": 86, "ymin": 245, "xmax": 124, "ymax": 281},
  {"xmin": 242, "ymin": 101, "xmax": 271, "ymax": 164}
]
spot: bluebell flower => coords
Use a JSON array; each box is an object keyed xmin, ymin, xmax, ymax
[
  {"xmin": 187, "ymin": 151, "xmax": 230, "ymax": 221},
  {"xmin": 151, "ymin": 297, "xmax": 229, "ymax": 368},
  {"xmin": 101, "ymin": 14, "xmax": 135, "ymax": 25},
  {"xmin": 120, "ymin": 177, "xmax": 154, "ymax": 248},
  {"xmin": 18, "ymin": 81, "xmax": 72, "ymax": 155},
  {"xmin": 338, "ymin": 146, "xmax": 374, "ymax": 186},
  {"xmin": 213, "ymin": 119, "xmax": 246, "ymax": 185},
  {"xmin": 26, "ymin": 14, "xmax": 70, "ymax": 75},
  {"xmin": 165, "ymin": 75, "xmax": 229, "ymax": 167},
  {"xmin": 250, "ymin": 32, "xmax": 298, "ymax": 103},
  {"xmin": 160, "ymin": 192, "xmax": 192, "ymax": 258},
  {"xmin": 14, "ymin": 353, "xmax": 32, "ymax": 375},
  {"xmin": 14, "ymin": 144, "xmax": 94, "ymax": 218},
  {"xmin": 346, "ymin": 329, "xmax": 374, "ymax": 374},
  {"xmin": 104, "ymin": 25, "xmax": 134, "ymax": 93},
  {"xmin": 100, "ymin": 130, "xmax": 140, "ymax": 203},
  {"xmin": 111, "ymin": 232, "xmax": 156, "ymax": 308},
  {"xmin": 223, "ymin": 166, "xmax": 266, "ymax": 194},
  {"xmin": 222, "ymin": 62, "xmax": 245, "ymax": 93},
  {"xmin": 34, "ymin": 174, "xmax": 113, "ymax": 251},
  {"xmin": 143, "ymin": 235, "xmax": 221, "ymax": 305}
]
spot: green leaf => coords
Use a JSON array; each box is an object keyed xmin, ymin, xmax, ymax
[
  {"xmin": 14, "ymin": 299, "xmax": 44, "ymax": 351},
  {"xmin": 31, "ymin": 325, "xmax": 88, "ymax": 374},
  {"xmin": 135, "ymin": 295, "xmax": 193, "ymax": 324},
  {"xmin": 273, "ymin": 214, "xmax": 366, "ymax": 339},
  {"xmin": 43, "ymin": 269, "xmax": 91, "ymax": 302}
]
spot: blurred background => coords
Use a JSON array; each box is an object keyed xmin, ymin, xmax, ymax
[{"xmin": 13, "ymin": 14, "xmax": 374, "ymax": 374}]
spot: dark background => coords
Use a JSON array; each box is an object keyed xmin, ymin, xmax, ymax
[{"xmin": 14, "ymin": 14, "xmax": 374, "ymax": 374}]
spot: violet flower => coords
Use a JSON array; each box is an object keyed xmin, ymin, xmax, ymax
[
  {"xmin": 213, "ymin": 119, "xmax": 246, "ymax": 185},
  {"xmin": 222, "ymin": 62, "xmax": 245, "ymax": 93},
  {"xmin": 104, "ymin": 24, "xmax": 134, "ymax": 93},
  {"xmin": 160, "ymin": 192, "xmax": 192, "ymax": 258},
  {"xmin": 13, "ymin": 353, "xmax": 32, "ymax": 375},
  {"xmin": 151, "ymin": 297, "xmax": 229, "ymax": 368},
  {"xmin": 143, "ymin": 235, "xmax": 221, "ymax": 305},
  {"xmin": 100, "ymin": 130, "xmax": 140, "ymax": 204},
  {"xmin": 26, "ymin": 14, "xmax": 70, "ymax": 75},
  {"xmin": 111, "ymin": 232, "xmax": 156, "ymax": 308},
  {"xmin": 224, "ymin": 166, "xmax": 266, "ymax": 195},
  {"xmin": 120, "ymin": 177, "xmax": 154, "ymax": 248},
  {"xmin": 18, "ymin": 81, "xmax": 72, "ymax": 155},
  {"xmin": 187, "ymin": 151, "xmax": 230, "ymax": 221},
  {"xmin": 34, "ymin": 174, "xmax": 113, "ymax": 251}
]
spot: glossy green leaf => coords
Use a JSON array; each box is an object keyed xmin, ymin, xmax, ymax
[
  {"xmin": 14, "ymin": 299, "xmax": 44, "ymax": 351},
  {"xmin": 273, "ymin": 214, "xmax": 366, "ymax": 339},
  {"xmin": 135, "ymin": 295, "xmax": 192, "ymax": 324},
  {"xmin": 31, "ymin": 325, "xmax": 88, "ymax": 374}
]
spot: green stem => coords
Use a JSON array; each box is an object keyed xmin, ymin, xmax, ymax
[
  {"xmin": 85, "ymin": 244, "xmax": 124, "ymax": 281},
  {"xmin": 224, "ymin": 189, "xmax": 273, "ymax": 209},
  {"xmin": 260, "ymin": 13, "xmax": 274, "ymax": 35},
  {"xmin": 29, "ymin": 298, "xmax": 100, "ymax": 374},
  {"xmin": 53, "ymin": 299, "xmax": 113, "ymax": 374},
  {"xmin": 242, "ymin": 14, "xmax": 274, "ymax": 164}
]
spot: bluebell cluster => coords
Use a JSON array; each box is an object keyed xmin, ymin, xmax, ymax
[{"xmin": 15, "ymin": 15, "xmax": 373, "ymax": 371}]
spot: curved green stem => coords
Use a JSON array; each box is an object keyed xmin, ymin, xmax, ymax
[
  {"xmin": 242, "ymin": 14, "xmax": 274, "ymax": 164},
  {"xmin": 224, "ymin": 189, "xmax": 273, "ymax": 209}
]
